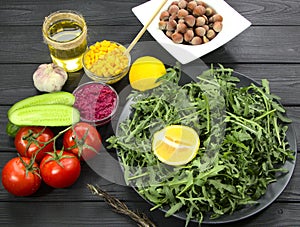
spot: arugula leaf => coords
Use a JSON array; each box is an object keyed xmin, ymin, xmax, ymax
[{"xmin": 107, "ymin": 64, "xmax": 295, "ymax": 225}]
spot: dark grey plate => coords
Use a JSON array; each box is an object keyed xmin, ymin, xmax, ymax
[{"xmin": 117, "ymin": 40, "xmax": 297, "ymax": 224}]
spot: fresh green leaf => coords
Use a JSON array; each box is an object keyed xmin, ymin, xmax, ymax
[{"xmin": 108, "ymin": 64, "xmax": 295, "ymax": 226}]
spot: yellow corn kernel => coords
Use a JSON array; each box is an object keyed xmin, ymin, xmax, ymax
[
  {"xmin": 101, "ymin": 40, "xmax": 110, "ymax": 46},
  {"xmin": 86, "ymin": 40, "xmax": 128, "ymax": 78}
]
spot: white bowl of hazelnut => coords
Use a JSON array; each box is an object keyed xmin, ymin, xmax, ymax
[
  {"xmin": 158, "ymin": 0, "xmax": 223, "ymax": 45},
  {"xmin": 132, "ymin": 0, "xmax": 251, "ymax": 64}
]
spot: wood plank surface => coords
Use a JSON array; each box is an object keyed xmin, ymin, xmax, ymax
[
  {"xmin": 0, "ymin": 201, "xmax": 300, "ymax": 227},
  {"xmin": 0, "ymin": 63, "xmax": 300, "ymax": 105},
  {"xmin": 1, "ymin": 26, "xmax": 300, "ymax": 64},
  {"xmin": 1, "ymin": 0, "xmax": 300, "ymax": 26}
]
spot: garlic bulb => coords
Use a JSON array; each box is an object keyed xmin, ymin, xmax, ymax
[{"xmin": 33, "ymin": 63, "xmax": 68, "ymax": 92}]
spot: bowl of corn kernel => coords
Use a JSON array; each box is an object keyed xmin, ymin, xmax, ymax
[{"xmin": 83, "ymin": 40, "xmax": 131, "ymax": 84}]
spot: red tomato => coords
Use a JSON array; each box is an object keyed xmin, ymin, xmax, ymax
[
  {"xmin": 14, "ymin": 126, "xmax": 54, "ymax": 162},
  {"xmin": 63, "ymin": 122, "xmax": 101, "ymax": 160},
  {"xmin": 1, "ymin": 157, "xmax": 41, "ymax": 196},
  {"xmin": 40, "ymin": 150, "xmax": 81, "ymax": 188}
]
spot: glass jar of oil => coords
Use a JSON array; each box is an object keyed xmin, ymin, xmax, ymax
[{"xmin": 43, "ymin": 10, "xmax": 87, "ymax": 72}]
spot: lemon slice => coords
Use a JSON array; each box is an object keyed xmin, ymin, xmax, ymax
[
  {"xmin": 152, "ymin": 125, "xmax": 200, "ymax": 166},
  {"xmin": 129, "ymin": 56, "xmax": 166, "ymax": 91}
]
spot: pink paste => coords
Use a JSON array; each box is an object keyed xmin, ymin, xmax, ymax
[{"xmin": 74, "ymin": 83, "xmax": 118, "ymax": 121}]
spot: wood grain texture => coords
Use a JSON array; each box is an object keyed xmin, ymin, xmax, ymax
[
  {"xmin": 229, "ymin": 0, "xmax": 300, "ymax": 25},
  {"xmin": 1, "ymin": 0, "xmax": 300, "ymax": 26},
  {"xmin": 0, "ymin": 26, "xmax": 300, "ymax": 64},
  {"xmin": 0, "ymin": 201, "xmax": 300, "ymax": 227},
  {"xmin": 1, "ymin": 64, "xmax": 300, "ymax": 105},
  {"xmin": 0, "ymin": 0, "xmax": 144, "ymax": 26}
]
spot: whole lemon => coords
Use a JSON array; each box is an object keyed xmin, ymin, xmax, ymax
[{"xmin": 129, "ymin": 56, "xmax": 166, "ymax": 91}]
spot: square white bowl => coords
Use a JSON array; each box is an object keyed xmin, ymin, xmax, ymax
[{"xmin": 132, "ymin": 0, "xmax": 251, "ymax": 64}]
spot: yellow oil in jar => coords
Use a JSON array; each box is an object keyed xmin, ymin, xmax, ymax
[{"xmin": 47, "ymin": 20, "xmax": 87, "ymax": 72}]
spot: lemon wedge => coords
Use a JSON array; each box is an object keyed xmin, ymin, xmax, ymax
[
  {"xmin": 129, "ymin": 56, "xmax": 166, "ymax": 91},
  {"xmin": 152, "ymin": 125, "xmax": 200, "ymax": 166}
]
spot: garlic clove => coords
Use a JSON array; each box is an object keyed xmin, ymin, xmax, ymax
[{"xmin": 33, "ymin": 63, "xmax": 68, "ymax": 93}]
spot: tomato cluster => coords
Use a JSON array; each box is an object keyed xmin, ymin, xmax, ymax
[{"xmin": 2, "ymin": 122, "xmax": 102, "ymax": 196}]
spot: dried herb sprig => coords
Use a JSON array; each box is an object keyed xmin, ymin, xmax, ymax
[{"xmin": 87, "ymin": 184, "xmax": 156, "ymax": 227}]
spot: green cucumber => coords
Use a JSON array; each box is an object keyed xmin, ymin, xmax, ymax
[
  {"xmin": 8, "ymin": 91, "xmax": 75, "ymax": 117},
  {"xmin": 6, "ymin": 120, "xmax": 21, "ymax": 137},
  {"xmin": 9, "ymin": 104, "xmax": 80, "ymax": 126}
]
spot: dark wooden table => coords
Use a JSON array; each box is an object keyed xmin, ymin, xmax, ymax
[{"xmin": 1, "ymin": 0, "xmax": 300, "ymax": 226}]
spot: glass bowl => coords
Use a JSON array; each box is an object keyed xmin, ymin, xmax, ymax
[
  {"xmin": 82, "ymin": 41, "xmax": 131, "ymax": 84},
  {"xmin": 73, "ymin": 81, "xmax": 119, "ymax": 126}
]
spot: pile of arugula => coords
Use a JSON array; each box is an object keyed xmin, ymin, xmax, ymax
[{"xmin": 107, "ymin": 65, "xmax": 295, "ymax": 226}]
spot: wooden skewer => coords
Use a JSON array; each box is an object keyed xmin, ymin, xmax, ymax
[{"xmin": 124, "ymin": 0, "xmax": 168, "ymax": 55}]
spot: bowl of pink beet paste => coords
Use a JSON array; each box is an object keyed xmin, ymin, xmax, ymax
[{"xmin": 73, "ymin": 81, "xmax": 119, "ymax": 126}]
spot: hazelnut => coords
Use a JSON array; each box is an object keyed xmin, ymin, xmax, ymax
[
  {"xmin": 203, "ymin": 35, "xmax": 210, "ymax": 43},
  {"xmin": 195, "ymin": 16, "xmax": 206, "ymax": 26},
  {"xmin": 166, "ymin": 20, "xmax": 177, "ymax": 31},
  {"xmin": 187, "ymin": 1, "xmax": 197, "ymax": 12},
  {"xmin": 184, "ymin": 15, "xmax": 196, "ymax": 27},
  {"xmin": 166, "ymin": 30, "xmax": 174, "ymax": 38},
  {"xmin": 195, "ymin": 26, "xmax": 206, "ymax": 36},
  {"xmin": 171, "ymin": 32, "xmax": 184, "ymax": 43},
  {"xmin": 202, "ymin": 14, "xmax": 208, "ymax": 23},
  {"xmin": 176, "ymin": 22, "xmax": 187, "ymax": 33},
  {"xmin": 169, "ymin": 14, "xmax": 178, "ymax": 21},
  {"xmin": 178, "ymin": 9, "xmax": 189, "ymax": 19},
  {"xmin": 209, "ymin": 14, "xmax": 223, "ymax": 23},
  {"xmin": 178, "ymin": 0, "xmax": 187, "ymax": 9},
  {"xmin": 193, "ymin": 5, "xmax": 206, "ymax": 17},
  {"xmin": 168, "ymin": 5, "xmax": 179, "ymax": 15},
  {"xmin": 190, "ymin": 36, "xmax": 203, "ymax": 45},
  {"xmin": 160, "ymin": 0, "xmax": 220, "ymax": 46},
  {"xmin": 213, "ymin": 21, "xmax": 223, "ymax": 32},
  {"xmin": 202, "ymin": 24, "xmax": 209, "ymax": 31},
  {"xmin": 178, "ymin": 18, "xmax": 185, "ymax": 24},
  {"xmin": 184, "ymin": 29, "xmax": 194, "ymax": 42},
  {"xmin": 206, "ymin": 29, "xmax": 216, "ymax": 39},
  {"xmin": 196, "ymin": 0, "xmax": 207, "ymax": 7},
  {"xmin": 205, "ymin": 7, "xmax": 214, "ymax": 16},
  {"xmin": 159, "ymin": 11, "xmax": 170, "ymax": 21},
  {"xmin": 158, "ymin": 21, "xmax": 167, "ymax": 30}
]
